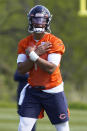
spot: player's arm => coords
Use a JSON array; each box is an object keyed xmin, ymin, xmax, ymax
[
  {"xmin": 17, "ymin": 59, "xmax": 34, "ymax": 74},
  {"xmin": 30, "ymin": 39, "xmax": 63, "ymax": 74},
  {"xmin": 36, "ymin": 57, "xmax": 57, "ymax": 74},
  {"xmin": 36, "ymin": 53, "xmax": 61, "ymax": 74},
  {"xmin": 28, "ymin": 47, "xmax": 61, "ymax": 74},
  {"xmin": 17, "ymin": 42, "xmax": 52, "ymax": 74},
  {"xmin": 17, "ymin": 53, "xmax": 34, "ymax": 74}
]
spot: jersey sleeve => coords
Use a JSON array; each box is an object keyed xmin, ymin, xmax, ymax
[
  {"xmin": 17, "ymin": 39, "xmax": 26, "ymax": 54},
  {"xmin": 48, "ymin": 36, "xmax": 65, "ymax": 55}
]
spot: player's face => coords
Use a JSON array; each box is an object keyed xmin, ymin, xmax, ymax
[{"xmin": 32, "ymin": 17, "xmax": 46, "ymax": 28}]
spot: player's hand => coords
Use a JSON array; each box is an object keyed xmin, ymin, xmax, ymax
[
  {"xmin": 26, "ymin": 46, "xmax": 36, "ymax": 55},
  {"xmin": 35, "ymin": 42, "xmax": 52, "ymax": 56}
]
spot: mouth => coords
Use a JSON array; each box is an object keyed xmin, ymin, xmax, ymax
[{"xmin": 33, "ymin": 27, "xmax": 45, "ymax": 33}]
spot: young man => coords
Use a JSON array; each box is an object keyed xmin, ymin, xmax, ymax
[{"xmin": 17, "ymin": 5, "xmax": 70, "ymax": 131}]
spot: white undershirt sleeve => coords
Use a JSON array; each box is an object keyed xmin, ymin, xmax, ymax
[
  {"xmin": 48, "ymin": 53, "xmax": 61, "ymax": 66},
  {"xmin": 17, "ymin": 54, "xmax": 27, "ymax": 63}
]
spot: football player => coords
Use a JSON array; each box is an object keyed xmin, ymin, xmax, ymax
[{"xmin": 17, "ymin": 5, "xmax": 70, "ymax": 131}]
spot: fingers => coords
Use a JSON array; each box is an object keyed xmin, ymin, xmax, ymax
[
  {"xmin": 44, "ymin": 42, "xmax": 52, "ymax": 46},
  {"xmin": 45, "ymin": 48, "xmax": 51, "ymax": 51},
  {"xmin": 34, "ymin": 42, "xmax": 52, "ymax": 56},
  {"xmin": 43, "ymin": 42, "xmax": 52, "ymax": 49}
]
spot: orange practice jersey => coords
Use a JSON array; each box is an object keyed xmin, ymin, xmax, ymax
[{"xmin": 17, "ymin": 33, "xmax": 65, "ymax": 90}]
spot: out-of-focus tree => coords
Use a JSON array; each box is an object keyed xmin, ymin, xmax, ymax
[
  {"xmin": 0, "ymin": 0, "xmax": 87, "ymax": 102},
  {"xmin": 33, "ymin": 0, "xmax": 40, "ymax": 5}
]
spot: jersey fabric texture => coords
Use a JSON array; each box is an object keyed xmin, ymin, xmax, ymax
[{"xmin": 17, "ymin": 33, "xmax": 65, "ymax": 90}]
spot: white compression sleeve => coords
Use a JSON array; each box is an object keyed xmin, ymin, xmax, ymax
[
  {"xmin": 55, "ymin": 121, "xmax": 70, "ymax": 131},
  {"xmin": 17, "ymin": 54, "xmax": 27, "ymax": 63},
  {"xmin": 18, "ymin": 116, "xmax": 37, "ymax": 131},
  {"xmin": 48, "ymin": 53, "xmax": 61, "ymax": 66}
]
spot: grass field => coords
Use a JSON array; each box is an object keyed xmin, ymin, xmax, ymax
[{"xmin": 0, "ymin": 108, "xmax": 87, "ymax": 131}]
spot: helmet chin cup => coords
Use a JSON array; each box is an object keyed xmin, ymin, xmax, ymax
[{"xmin": 33, "ymin": 27, "xmax": 45, "ymax": 33}]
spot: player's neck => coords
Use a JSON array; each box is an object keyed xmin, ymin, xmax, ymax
[{"xmin": 33, "ymin": 32, "xmax": 45, "ymax": 40}]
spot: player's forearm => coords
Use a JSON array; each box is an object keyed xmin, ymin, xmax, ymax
[
  {"xmin": 36, "ymin": 57, "xmax": 57, "ymax": 74},
  {"xmin": 28, "ymin": 50, "xmax": 57, "ymax": 74},
  {"xmin": 17, "ymin": 59, "xmax": 34, "ymax": 74}
]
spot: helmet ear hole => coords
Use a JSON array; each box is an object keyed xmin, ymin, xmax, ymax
[{"xmin": 27, "ymin": 5, "xmax": 52, "ymax": 33}]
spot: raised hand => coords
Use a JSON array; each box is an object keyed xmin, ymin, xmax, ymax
[{"xmin": 35, "ymin": 42, "xmax": 52, "ymax": 56}]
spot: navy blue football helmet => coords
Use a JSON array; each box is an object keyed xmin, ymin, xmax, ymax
[{"xmin": 27, "ymin": 5, "xmax": 52, "ymax": 33}]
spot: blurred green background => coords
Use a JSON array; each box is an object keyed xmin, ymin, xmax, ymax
[
  {"xmin": 0, "ymin": 0, "xmax": 87, "ymax": 104},
  {"xmin": 0, "ymin": 0, "xmax": 87, "ymax": 130}
]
